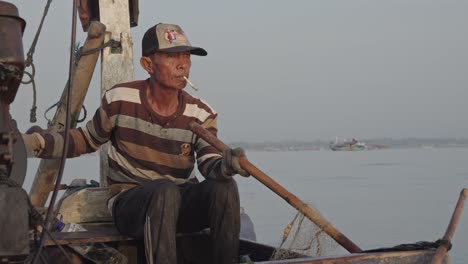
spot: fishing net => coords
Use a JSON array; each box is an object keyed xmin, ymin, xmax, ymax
[{"xmin": 270, "ymin": 205, "xmax": 339, "ymax": 261}]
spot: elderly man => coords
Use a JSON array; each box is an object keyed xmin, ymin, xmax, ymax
[{"xmin": 24, "ymin": 23, "xmax": 248, "ymax": 263}]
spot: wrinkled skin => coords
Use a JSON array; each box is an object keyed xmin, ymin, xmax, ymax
[
  {"xmin": 141, "ymin": 51, "xmax": 191, "ymax": 91},
  {"xmin": 140, "ymin": 51, "xmax": 191, "ymax": 116}
]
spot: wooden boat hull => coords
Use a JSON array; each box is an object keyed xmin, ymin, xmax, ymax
[
  {"xmin": 183, "ymin": 233, "xmax": 448, "ymax": 264},
  {"xmin": 253, "ymin": 250, "xmax": 448, "ymax": 264},
  {"xmin": 44, "ymin": 229, "xmax": 449, "ymax": 264}
]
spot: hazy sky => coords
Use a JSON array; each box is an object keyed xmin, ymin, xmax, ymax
[{"xmin": 9, "ymin": 0, "xmax": 468, "ymax": 142}]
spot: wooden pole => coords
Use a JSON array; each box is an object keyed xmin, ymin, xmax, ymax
[
  {"xmin": 29, "ymin": 22, "xmax": 106, "ymax": 207},
  {"xmin": 431, "ymin": 188, "xmax": 467, "ymax": 264},
  {"xmin": 98, "ymin": 0, "xmax": 134, "ymax": 187},
  {"xmin": 189, "ymin": 121, "xmax": 362, "ymax": 253}
]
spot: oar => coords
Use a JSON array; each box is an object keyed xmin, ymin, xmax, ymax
[
  {"xmin": 189, "ymin": 122, "xmax": 362, "ymax": 253},
  {"xmin": 431, "ymin": 188, "xmax": 467, "ymax": 264}
]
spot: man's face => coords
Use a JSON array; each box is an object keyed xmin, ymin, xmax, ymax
[{"xmin": 149, "ymin": 51, "xmax": 192, "ymax": 90}]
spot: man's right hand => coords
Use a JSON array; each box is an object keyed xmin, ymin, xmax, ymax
[
  {"xmin": 22, "ymin": 126, "xmax": 46, "ymax": 157},
  {"xmin": 25, "ymin": 125, "xmax": 45, "ymax": 134}
]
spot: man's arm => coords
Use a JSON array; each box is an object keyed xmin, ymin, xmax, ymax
[
  {"xmin": 194, "ymin": 116, "xmax": 248, "ymax": 180},
  {"xmin": 193, "ymin": 115, "xmax": 223, "ymax": 179},
  {"xmin": 23, "ymin": 97, "xmax": 114, "ymax": 159}
]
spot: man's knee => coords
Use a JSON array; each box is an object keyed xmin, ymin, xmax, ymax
[
  {"xmin": 147, "ymin": 179, "xmax": 180, "ymax": 199},
  {"xmin": 139, "ymin": 180, "xmax": 181, "ymax": 215},
  {"xmin": 210, "ymin": 178, "xmax": 238, "ymax": 191},
  {"xmin": 207, "ymin": 179, "xmax": 240, "ymax": 208}
]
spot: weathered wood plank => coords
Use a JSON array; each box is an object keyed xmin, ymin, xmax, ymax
[
  {"xmin": 260, "ymin": 250, "xmax": 448, "ymax": 264},
  {"xmin": 98, "ymin": 0, "xmax": 134, "ymax": 187},
  {"xmin": 29, "ymin": 22, "xmax": 107, "ymax": 207},
  {"xmin": 57, "ymin": 187, "xmax": 112, "ymax": 223},
  {"xmin": 43, "ymin": 230, "xmax": 131, "ymax": 246}
]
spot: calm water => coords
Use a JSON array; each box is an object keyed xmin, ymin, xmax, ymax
[{"xmin": 23, "ymin": 148, "xmax": 468, "ymax": 263}]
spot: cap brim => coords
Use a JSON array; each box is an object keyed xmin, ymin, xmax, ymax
[{"xmin": 160, "ymin": 46, "xmax": 207, "ymax": 56}]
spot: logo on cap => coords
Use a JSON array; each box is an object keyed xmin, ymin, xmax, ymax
[
  {"xmin": 164, "ymin": 29, "xmax": 187, "ymax": 44},
  {"xmin": 165, "ymin": 30, "xmax": 177, "ymax": 43}
]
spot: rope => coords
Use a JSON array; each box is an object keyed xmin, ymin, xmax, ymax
[
  {"xmin": 21, "ymin": 0, "xmax": 53, "ymax": 123},
  {"xmin": 44, "ymin": 101, "xmax": 87, "ymax": 126},
  {"xmin": 43, "ymin": 101, "xmax": 59, "ymax": 126},
  {"xmin": 25, "ymin": 0, "xmax": 53, "ymax": 67},
  {"xmin": 435, "ymin": 239, "xmax": 452, "ymax": 251},
  {"xmin": 32, "ymin": 0, "xmax": 78, "ymax": 261},
  {"xmin": 77, "ymin": 104, "xmax": 87, "ymax": 123},
  {"xmin": 75, "ymin": 39, "xmax": 119, "ymax": 63},
  {"xmin": 22, "ymin": 69, "xmax": 38, "ymax": 123}
]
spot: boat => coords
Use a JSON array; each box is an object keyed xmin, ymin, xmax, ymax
[
  {"xmin": 0, "ymin": 1, "xmax": 463, "ymax": 263},
  {"xmin": 43, "ymin": 222, "xmax": 450, "ymax": 263},
  {"xmin": 33, "ymin": 177, "xmax": 452, "ymax": 264},
  {"xmin": 330, "ymin": 137, "xmax": 366, "ymax": 151}
]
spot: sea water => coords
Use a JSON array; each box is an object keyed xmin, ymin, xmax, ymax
[
  {"xmin": 236, "ymin": 148, "xmax": 468, "ymax": 263},
  {"xmin": 22, "ymin": 147, "xmax": 468, "ymax": 263}
]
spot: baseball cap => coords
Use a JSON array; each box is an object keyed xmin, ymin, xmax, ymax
[{"xmin": 142, "ymin": 23, "xmax": 207, "ymax": 57}]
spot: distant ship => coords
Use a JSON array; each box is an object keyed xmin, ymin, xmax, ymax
[{"xmin": 330, "ymin": 137, "xmax": 366, "ymax": 151}]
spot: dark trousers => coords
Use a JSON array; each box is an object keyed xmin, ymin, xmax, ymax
[{"xmin": 113, "ymin": 178, "xmax": 240, "ymax": 264}]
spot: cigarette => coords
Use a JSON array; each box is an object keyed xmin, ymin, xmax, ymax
[{"xmin": 184, "ymin": 76, "xmax": 199, "ymax": 91}]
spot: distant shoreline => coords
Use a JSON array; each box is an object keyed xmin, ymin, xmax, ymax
[
  {"xmin": 80, "ymin": 139, "xmax": 468, "ymax": 154},
  {"xmin": 228, "ymin": 138, "xmax": 468, "ymax": 152}
]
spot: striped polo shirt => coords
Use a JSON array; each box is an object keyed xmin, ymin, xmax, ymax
[{"xmin": 39, "ymin": 79, "xmax": 224, "ymax": 184}]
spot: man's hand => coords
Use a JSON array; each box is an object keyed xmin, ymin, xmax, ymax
[
  {"xmin": 222, "ymin": 148, "xmax": 250, "ymax": 178},
  {"xmin": 25, "ymin": 125, "xmax": 45, "ymax": 134},
  {"xmin": 22, "ymin": 126, "xmax": 46, "ymax": 157}
]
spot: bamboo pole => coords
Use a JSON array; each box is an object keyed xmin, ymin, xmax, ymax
[
  {"xmin": 189, "ymin": 121, "xmax": 362, "ymax": 253},
  {"xmin": 98, "ymin": 0, "xmax": 134, "ymax": 187},
  {"xmin": 29, "ymin": 21, "xmax": 106, "ymax": 207},
  {"xmin": 431, "ymin": 188, "xmax": 467, "ymax": 264}
]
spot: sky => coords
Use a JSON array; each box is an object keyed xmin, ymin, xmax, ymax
[{"xmin": 8, "ymin": 0, "xmax": 468, "ymax": 143}]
